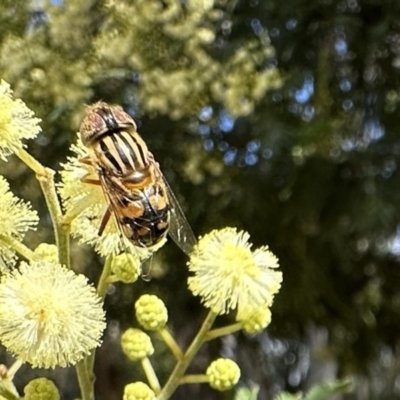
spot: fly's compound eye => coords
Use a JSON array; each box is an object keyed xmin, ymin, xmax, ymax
[
  {"xmin": 111, "ymin": 108, "xmax": 137, "ymax": 130},
  {"xmin": 80, "ymin": 102, "xmax": 137, "ymax": 145},
  {"xmin": 80, "ymin": 111, "xmax": 107, "ymax": 145}
]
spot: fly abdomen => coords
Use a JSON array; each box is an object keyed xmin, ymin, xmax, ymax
[{"xmin": 121, "ymin": 205, "xmax": 170, "ymax": 247}]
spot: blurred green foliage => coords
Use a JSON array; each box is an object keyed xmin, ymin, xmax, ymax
[{"xmin": 2, "ymin": 0, "xmax": 400, "ymax": 399}]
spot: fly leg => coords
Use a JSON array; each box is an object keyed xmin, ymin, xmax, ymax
[
  {"xmin": 79, "ymin": 156, "xmax": 112, "ymax": 235},
  {"xmin": 98, "ymin": 206, "xmax": 112, "ymax": 236},
  {"xmin": 80, "ymin": 156, "xmax": 101, "ymax": 186}
]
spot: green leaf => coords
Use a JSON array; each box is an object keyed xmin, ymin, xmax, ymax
[
  {"xmin": 234, "ymin": 385, "xmax": 260, "ymax": 400},
  {"xmin": 305, "ymin": 379, "xmax": 353, "ymax": 400},
  {"xmin": 0, "ymin": 379, "xmax": 20, "ymax": 400},
  {"xmin": 274, "ymin": 392, "xmax": 303, "ymax": 400}
]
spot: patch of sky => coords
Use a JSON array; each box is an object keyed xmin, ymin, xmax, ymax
[
  {"xmin": 245, "ymin": 152, "xmax": 259, "ymax": 166},
  {"xmin": 341, "ymin": 139, "xmax": 356, "ymax": 152},
  {"xmin": 218, "ymin": 141, "xmax": 229, "ymax": 152},
  {"xmin": 203, "ymin": 139, "xmax": 214, "ymax": 152},
  {"xmin": 388, "ymin": 225, "xmax": 400, "ymax": 256},
  {"xmin": 286, "ymin": 19, "xmax": 297, "ymax": 30},
  {"xmin": 302, "ymin": 105, "xmax": 314, "ymax": 121},
  {"xmin": 342, "ymin": 99, "xmax": 353, "ymax": 111},
  {"xmin": 270, "ymin": 28, "xmax": 280, "ymax": 38},
  {"xmin": 27, "ymin": 9, "xmax": 48, "ymax": 32},
  {"xmin": 251, "ymin": 19, "xmax": 264, "ymax": 35},
  {"xmin": 223, "ymin": 148, "xmax": 237, "ymax": 165},
  {"xmin": 247, "ymin": 140, "xmax": 260, "ymax": 152},
  {"xmin": 339, "ymin": 79, "xmax": 352, "ymax": 92},
  {"xmin": 295, "ymin": 77, "xmax": 314, "ymax": 104},
  {"xmin": 335, "ymin": 38, "xmax": 348, "ymax": 56},
  {"xmin": 263, "ymin": 148, "xmax": 273, "ymax": 159},
  {"xmin": 199, "ymin": 124, "xmax": 210, "ymax": 136},
  {"xmin": 199, "ymin": 106, "xmax": 213, "ymax": 122},
  {"xmin": 364, "ymin": 119, "xmax": 384, "ymax": 142},
  {"xmin": 219, "ymin": 111, "xmax": 235, "ymax": 133}
]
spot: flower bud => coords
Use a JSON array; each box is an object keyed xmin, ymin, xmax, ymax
[
  {"xmin": 123, "ymin": 382, "xmax": 156, "ymax": 400},
  {"xmin": 240, "ymin": 307, "xmax": 271, "ymax": 334},
  {"xmin": 121, "ymin": 328, "xmax": 154, "ymax": 361},
  {"xmin": 111, "ymin": 253, "xmax": 140, "ymax": 283},
  {"xmin": 206, "ymin": 358, "xmax": 240, "ymax": 391},
  {"xmin": 135, "ymin": 294, "xmax": 168, "ymax": 330},
  {"xmin": 24, "ymin": 377, "xmax": 60, "ymax": 400},
  {"xmin": 34, "ymin": 243, "xmax": 59, "ymax": 264}
]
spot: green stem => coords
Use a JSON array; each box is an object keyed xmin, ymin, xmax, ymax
[
  {"xmin": 179, "ymin": 374, "xmax": 209, "ymax": 385},
  {"xmin": 36, "ymin": 169, "xmax": 70, "ymax": 268},
  {"xmin": 157, "ymin": 310, "xmax": 217, "ymax": 400},
  {"xmin": 61, "ymin": 197, "xmax": 91, "ymax": 225},
  {"xmin": 0, "ymin": 235, "xmax": 38, "ymax": 262},
  {"xmin": 205, "ymin": 322, "xmax": 243, "ymax": 341},
  {"xmin": 16, "ymin": 148, "xmax": 47, "ymax": 175},
  {"xmin": 16, "ymin": 149, "xmax": 70, "ymax": 269},
  {"xmin": 158, "ymin": 327, "xmax": 184, "ymax": 361},
  {"xmin": 6, "ymin": 359, "xmax": 23, "ymax": 380},
  {"xmin": 96, "ymin": 255, "xmax": 113, "ymax": 300},
  {"xmin": 76, "ymin": 360, "xmax": 94, "ymax": 400},
  {"xmin": 141, "ymin": 357, "xmax": 161, "ymax": 394},
  {"xmin": 85, "ymin": 256, "xmax": 114, "ymax": 374}
]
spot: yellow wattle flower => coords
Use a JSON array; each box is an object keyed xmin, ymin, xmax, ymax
[
  {"xmin": 0, "ymin": 261, "xmax": 106, "ymax": 368},
  {"xmin": 0, "ymin": 175, "xmax": 38, "ymax": 266},
  {"xmin": 188, "ymin": 227, "xmax": 282, "ymax": 320},
  {"xmin": 0, "ymin": 80, "xmax": 41, "ymax": 160}
]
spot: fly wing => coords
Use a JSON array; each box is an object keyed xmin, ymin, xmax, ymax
[
  {"xmin": 157, "ymin": 168, "xmax": 197, "ymax": 256},
  {"xmin": 98, "ymin": 172, "xmax": 154, "ymax": 259}
]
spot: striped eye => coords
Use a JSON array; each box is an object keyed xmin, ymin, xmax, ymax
[
  {"xmin": 112, "ymin": 108, "xmax": 136, "ymax": 129},
  {"xmin": 80, "ymin": 107, "xmax": 110, "ymax": 144},
  {"xmin": 80, "ymin": 103, "xmax": 137, "ymax": 145}
]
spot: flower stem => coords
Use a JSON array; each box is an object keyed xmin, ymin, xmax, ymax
[
  {"xmin": 76, "ymin": 360, "xmax": 94, "ymax": 400},
  {"xmin": 6, "ymin": 359, "xmax": 23, "ymax": 380},
  {"xmin": 158, "ymin": 327, "xmax": 184, "ymax": 361},
  {"xmin": 16, "ymin": 148, "xmax": 47, "ymax": 175},
  {"xmin": 85, "ymin": 255, "xmax": 114, "ymax": 376},
  {"xmin": 157, "ymin": 310, "xmax": 217, "ymax": 400},
  {"xmin": 16, "ymin": 148, "xmax": 70, "ymax": 269},
  {"xmin": 141, "ymin": 357, "xmax": 161, "ymax": 394},
  {"xmin": 36, "ymin": 168, "xmax": 70, "ymax": 269},
  {"xmin": 96, "ymin": 255, "xmax": 113, "ymax": 300},
  {"xmin": 205, "ymin": 322, "xmax": 243, "ymax": 341},
  {"xmin": 0, "ymin": 235, "xmax": 38, "ymax": 262},
  {"xmin": 61, "ymin": 197, "xmax": 91, "ymax": 225},
  {"xmin": 179, "ymin": 374, "xmax": 209, "ymax": 385}
]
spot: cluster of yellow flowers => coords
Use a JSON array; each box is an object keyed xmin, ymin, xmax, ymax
[
  {"xmin": 0, "ymin": 80, "xmax": 106, "ymax": 374},
  {"xmin": 0, "ymin": 80, "xmax": 283, "ymax": 399}
]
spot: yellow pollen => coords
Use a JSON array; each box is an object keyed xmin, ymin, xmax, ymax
[{"xmin": 221, "ymin": 244, "xmax": 256, "ymax": 273}]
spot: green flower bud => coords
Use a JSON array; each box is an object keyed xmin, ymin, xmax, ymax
[
  {"xmin": 33, "ymin": 244, "xmax": 59, "ymax": 264},
  {"xmin": 206, "ymin": 358, "xmax": 240, "ymax": 391},
  {"xmin": 135, "ymin": 294, "xmax": 168, "ymax": 330},
  {"xmin": 24, "ymin": 377, "xmax": 60, "ymax": 400},
  {"xmin": 240, "ymin": 307, "xmax": 271, "ymax": 334},
  {"xmin": 121, "ymin": 328, "xmax": 154, "ymax": 361},
  {"xmin": 123, "ymin": 382, "xmax": 156, "ymax": 400},
  {"xmin": 111, "ymin": 253, "xmax": 140, "ymax": 283}
]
